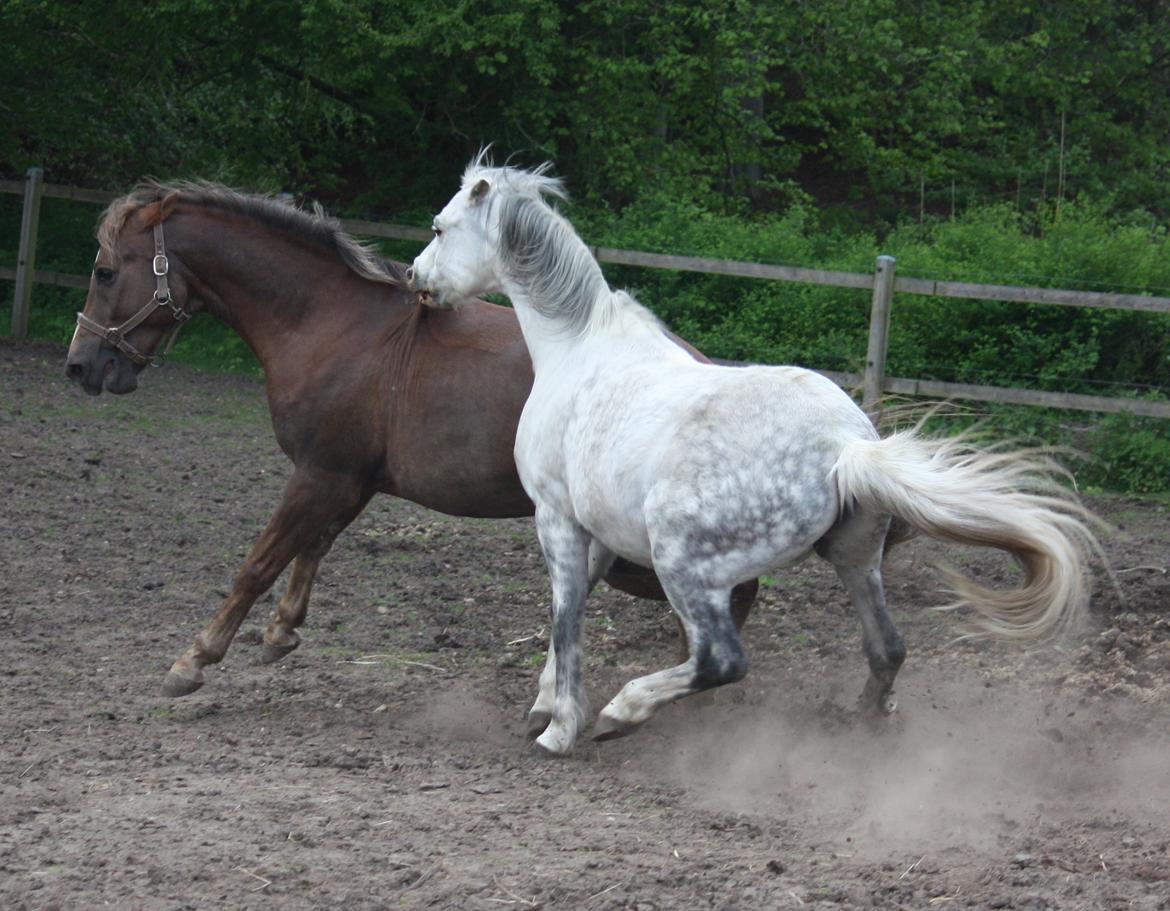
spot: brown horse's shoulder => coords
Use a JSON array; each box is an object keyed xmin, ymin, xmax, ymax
[{"xmin": 423, "ymin": 300, "xmax": 525, "ymax": 355}]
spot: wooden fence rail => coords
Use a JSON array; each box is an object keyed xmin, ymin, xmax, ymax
[{"xmin": 5, "ymin": 172, "xmax": 1170, "ymax": 419}]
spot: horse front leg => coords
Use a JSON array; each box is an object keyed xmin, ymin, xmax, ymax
[
  {"xmin": 527, "ymin": 538, "xmax": 614, "ymax": 738},
  {"xmin": 529, "ymin": 507, "xmax": 592, "ymax": 757},
  {"xmin": 260, "ymin": 494, "xmax": 373, "ymax": 664},
  {"xmin": 161, "ymin": 467, "xmax": 368, "ymax": 697}
]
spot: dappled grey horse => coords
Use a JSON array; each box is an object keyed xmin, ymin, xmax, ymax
[{"xmin": 408, "ymin": 155, "xmax": 1100, "ymax": 756}]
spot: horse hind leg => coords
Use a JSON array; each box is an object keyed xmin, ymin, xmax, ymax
[
  {"xmin": 594, "ymin": 581, "xmax": 747, "ymax": 740},
  {"xmin": 815, "ymin": 509, "xmax": 905, "ymax": 717}
]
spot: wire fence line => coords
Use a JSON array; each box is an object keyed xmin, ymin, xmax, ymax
[{"xmin": 5, "ymin": 170, "xmax": 1170, "ymax": 420}]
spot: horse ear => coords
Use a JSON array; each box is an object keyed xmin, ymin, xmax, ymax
[
  {"xmin": 469, "ymin": 179, "xmax": 490, "ymax": 206},
  {"xmin": 145, "ymin": 192, "xmax": 180, "ymax": 226},
  {"xmin": 159, "ymin": 191, "xmax": 180, "ymax": 221}
]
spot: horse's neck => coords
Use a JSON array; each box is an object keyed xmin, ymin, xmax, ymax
[
  {"xmin": 180, "ymin": 214, "xmax": 325, "ymax": 320},
  {"xmin": 177, "ymin": 211, "xmax": 402, "ymax": 366},
  {"xmin": 504, "ymin": 282, "xmax": 667, "ymax": 376},
  {"xmin": 502, "ymin": 285, "xmax": 580, "ymax": 373}
]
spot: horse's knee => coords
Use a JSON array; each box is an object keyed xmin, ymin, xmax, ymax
[
  {"xmin": 864, "ymin": 629, "xmax": 905, "ymax": 678},
  {"xmin": 888, "ymin": 632, "xmax": 906, "ymax": 669},
  {"xmin": 692, "ymin": 637, "xmax": 748, "ymax": 690}
]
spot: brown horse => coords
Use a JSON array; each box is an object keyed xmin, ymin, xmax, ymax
[{"xmin": 64, "ymin": 182, "xmax": 757, "ymax": 699}]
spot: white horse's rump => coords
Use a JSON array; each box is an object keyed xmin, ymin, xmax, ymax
[{"xmin": 409, "ymin": 157, "xmax": 1100, "ymax": 756}]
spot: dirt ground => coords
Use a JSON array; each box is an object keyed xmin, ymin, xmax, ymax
[{"xmin": 2, "ymin": 337, "xmax": 1169, "ymax": 910}]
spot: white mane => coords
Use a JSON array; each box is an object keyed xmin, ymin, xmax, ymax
[{"xmin": 462, "ymin": 155, "xmax": 662, "ymax": 338}]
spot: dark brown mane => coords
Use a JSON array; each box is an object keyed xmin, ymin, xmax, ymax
[{"xmin": 96, "ymin": 180, "xmax": 406, "ymax": 286}]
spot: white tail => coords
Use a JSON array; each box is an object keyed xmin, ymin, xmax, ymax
[{"xmin": 831, "ymin": 431, "xmax": 1101, "ymax": 639}]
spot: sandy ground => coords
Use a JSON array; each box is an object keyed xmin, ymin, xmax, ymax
[{"xmin": 1, "ymin": 337, "xmax": 1168, "ymax": 910}]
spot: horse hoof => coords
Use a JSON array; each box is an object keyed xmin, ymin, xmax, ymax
[
  {"xmin": 530, "ymin": 738, "xmax": 571, "ymax": 760},
  {"xmin": 857, "ymin": 694, "xmax": 898, "ymax": 729},
  {"xmin": 161, "ymin": 670, "xmax": 203, "ymax": 698},
  {"xmin": 533, "ymin": 725, "xmax": 575, "ymax": 757},
  {"xmin": 592, "ymin": 712, "xmax": 639, "ymax": 742},
  {"xmin": 525, "ymin": 709, "xmax": 552, "ymax": 739},
  {"xmin": 259, "ymin": 639, "xmax": 298, "ymax": 665}
]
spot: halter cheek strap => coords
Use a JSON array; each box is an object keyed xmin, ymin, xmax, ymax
[{"xmin": 75, "ymin": 223, "xmax": 191, "ymax": 367}]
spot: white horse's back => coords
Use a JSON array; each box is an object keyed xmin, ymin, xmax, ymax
[{"xmin": 541, "ymin": 352, "xmax": 869, "ymax": 574}]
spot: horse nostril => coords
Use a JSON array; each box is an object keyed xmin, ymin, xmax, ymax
[
  {"xmin": 66, "ymin": 362, "xmax": 84, "ymax": 381},
  {"xmin": 405, "ymin": 266, "xmax": 416, "ymax": 289}
]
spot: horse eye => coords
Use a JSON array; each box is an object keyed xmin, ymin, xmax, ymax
[{"xmin": 94, "ymin": 267, "xmax": 116, "ymax": 286}]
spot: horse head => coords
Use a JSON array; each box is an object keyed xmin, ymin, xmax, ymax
[{"xmin": 66, "ymin": 188, "xmax": 197, "ymax": 395}]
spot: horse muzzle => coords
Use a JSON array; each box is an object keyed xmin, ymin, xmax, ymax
[
  {"xmin": 65, "ymin": 344, "xmax": 141, "ymax": 396},
  {"xmin": 407, "ymin": 274, "xmax": 457, "ymax": 311}
]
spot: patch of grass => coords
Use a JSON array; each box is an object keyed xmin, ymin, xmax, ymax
[{"xmin": 593, "ymin": 614, "xmax": 617, "ymax": 633}]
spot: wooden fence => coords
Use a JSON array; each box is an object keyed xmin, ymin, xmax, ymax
[{"xmin": 5, "ymin": 167, "xmax": 1170, "ymax": 419}]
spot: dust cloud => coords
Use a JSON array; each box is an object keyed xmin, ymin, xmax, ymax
[{"xmin": 651, "ymin": 669, "xmax": 1170, "ymax": 855}]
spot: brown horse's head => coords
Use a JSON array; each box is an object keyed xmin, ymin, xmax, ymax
[{"xmin": 66, "ymin": 189, "xmax": 193, "ymax": 395}]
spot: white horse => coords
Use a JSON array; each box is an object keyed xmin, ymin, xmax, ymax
[{"xmin": 407, "ymin": 157, "xmax": 1099, "ymax": 757}]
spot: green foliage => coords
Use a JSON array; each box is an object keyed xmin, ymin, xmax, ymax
[
  {"xmin": 2, "ymin": 1, "xmax": 1167, "ymax": 215},
  {"xmin": 883, "ymin": 201, "xmax": 1170, "ymax": 394},
  {"xmin": 575, "ymin": 194, "xmax": 875, "ymax": 369},
  {"xmin": 3, "ymin": 1, "xmax": 1170, "ymax": 492},
  {"xmin": 577, "ymin": 194, "xmax": 1170, "ymax": 493},
  {"xmin": 1082, "ymin": 413, "xmax": 1170, "ymax": 494}
]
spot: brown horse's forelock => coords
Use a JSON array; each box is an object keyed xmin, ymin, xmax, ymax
[{"xmin": 96, "ymin": 180, "xmax": 405, "ymax": 286}]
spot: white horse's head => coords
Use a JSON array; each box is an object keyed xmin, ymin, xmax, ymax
[{"xmin": 408, "ymin": 153, "xmax": 567, "ymax": 311}]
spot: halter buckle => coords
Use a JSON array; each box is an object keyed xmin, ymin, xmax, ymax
[{"xmin": 153, "ymin": 254, "xmax": 169, "ymax": 276}]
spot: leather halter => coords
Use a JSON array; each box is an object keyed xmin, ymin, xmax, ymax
[{"xmin": 75, "ymin": 222, "xmax": 191, "ymax": 367}]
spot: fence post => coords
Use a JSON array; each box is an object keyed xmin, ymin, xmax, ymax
[
  {"xmin": 12, "ymin": 166, "xmax": 45, "ymax": 338},
  {"xmin": 862, "ymin": 254, "xmax": 896, "ymax": 420}
]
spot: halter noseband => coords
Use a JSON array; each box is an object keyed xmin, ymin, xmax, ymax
[{"xmin": 75, "ymin": 222, "xmax": 191, "ymax": 367}]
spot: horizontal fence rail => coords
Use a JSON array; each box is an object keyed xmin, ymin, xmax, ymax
[{"xmin": 5, "ymin": 174, "xmax": 1170, "ymax": 419}]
